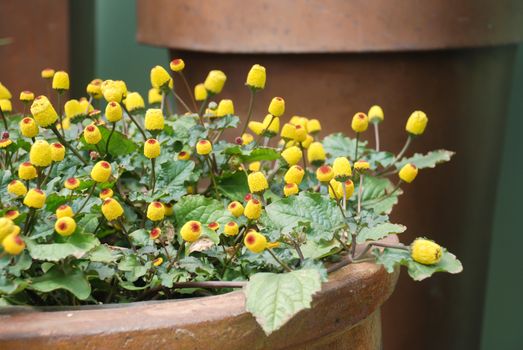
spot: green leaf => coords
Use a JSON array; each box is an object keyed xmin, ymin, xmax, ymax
[
  {"xmin": 26, "ymin": 233, "xmax": 100, "ymax": 262},
  {"xmin": 396, "ymin": 150, "xmax": 454, "ymax": 170},
  {"xmin": 0, "ymin": 275, "xmax": 27, "ymax": 295},
  {"xmin": 80, "ymin": 126, "xmax": 137, "ymax": 156},
  {"xmin": 8, "ymin": 251, "xmax": 32, "ymax": 276},
  {"xmin": 87, "ymin": 244, "xmax": 120, "ymax": 263},
  {"xmin": 154, "ymin": 160, "xmax": 195, "ymax": 202},
  {"xmin": 178, "ymin": 256, "xmax": 215, "ymax": 275},
  {"xmin": 29, "ymin": 266, "xmax": 91, "ymax": 300},
  {"xmin": 207, "ymin": 115, "xmax": 240, "ymax": 129},
  {"xmin": 173, "ymin": 195, "xmax": 233, "ymax": 228},
  {"xmin": 322, "ymin": 133, "xmax": 367, "ymax": 161},
  {"xmin": 118, "ymin": 255, "xmax": 149, "ymax": 282},
  {"xmin": 360, "ymin": 176, "xmax": 401, "ymax": 214},
  {"xmin": 357, "ymin": 223, "xmax": 406, "ymax": 243},
  {"xmin": 242, "ymin": 148, "xmax": 280, "ymax": 163},
  {"xmin": 217, "ymin": 171, "xmax": 249, "ymax": 201},
  {"xmin": 299, "ymin": 239, "xmax": 340, "ymax": 260},
  {"xmin": 245, "ymin": 269, "xmax": 322, "ymax": 335},
  {"xmin": 373, "ymin": 247, "xmax": 410, "ymax": 273},
  {"xmin": 264, "ymin": 192, "xmax": 344, "ymax": 241}
]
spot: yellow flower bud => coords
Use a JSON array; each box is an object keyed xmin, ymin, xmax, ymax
[
  {"xmin": 290, "ymin": 116, "xmax": 308, "ymax": 128},
  {"xmin": 248, "ymin": 121, "xmax": 265, "ymax": 136},
  {"xmin": 99, "ymin": 188, "xmax": 114, "ymax": 200},
  {"xmin": 18, "ymin": 162, "xmax": 37, "ymax": 180},
  {"xmin": 344, "ymin": 179, "xmax": 355, "ymax": 198},
  {"xmin": 30, "ymin": 140, "xmax": 52, "ymax": 167},
  {"xmin": 244, "ymin": 198, "xmax": 262, "ymax": 220},
  {"xmin": 153, "ymin": 257, "xmax": 163, "ymax": 266},
  {"xmin": 19, "ymin": 90, "xmax": 35, "ymax": 103},
  {"xmin": 147, "ymin": 201, "xmax": 165, "ymax": 221},
  {"xmin": 41, "ymin": 68, "xmax": 55, "ymax": 79},
  {"xmin": 248, "ymin": 171, "xmax": 269, "ymax": 193},
  {"xmin": 0, "ymin": 99, "xmax": 12, "ymax": 113},
  {"xmin": 52, "ymin": 71, "xmax": 69, "ymax": 91},
  {"xmin": 101, "ymin": 80, "xmax": 125, "ymax": 103},
  {"xmin": 0, "ymin": 138, "xmax": 12, "ymax": 148},
  {"xmin": 307, "ymin": 142, "xmax": 326, "ymax": 165},
  {"xmin": 411, "ymin": 238, "xmax": 442, "ymax": 265},
  {"xmin": 307, "ymin": 119, "xmax": 322, "ymax": 134},
  {"xmin": 180, "ymin": 220, "xmax": 202, "ymax": 242},
  {"xmin": 164, "ymin": 203, "xmax": 174, "ymax": 216},
  {"xmin": 144, "ymin": 139, "xmax": 161, "ymax": 159},
  {"xmin": 244, "ymin": 230, "xmax": 267, "ymax": 253},
  {"xmin": 50, "ymin": 143, "xmax": 65, "ymax": 162},
  {"xmin": 399, "ymin": 163, "xmax": 418, "ymax": 183},
  {"xmin": 246, "ymin": 64, "xmax": 266, "ymax": 90},
  {"xmin": 83, "ymin": 124, "xmax": 102, "ymax": 145},
  {"xmin": 144, "ymin": 108, "xmax": 165, "ymax": 130},
  {"xmin": 228, "ymin": 201, "xmax": 244, "ymax": 218},
  {"xmin": 207, "ymin": 222, "xmax": 220, "ymax": 232},
  {"xmin": 268, "ymin": 97, "xmax": 285, "ymax": 117},
  {"xmin": 177, "ymin": 151, "xmax": 191, "ymax": 161},
  {"xmin": 170, "ymin": 58, "xmax": 185, "ymax": 72},
  {"xmin": 2, "ymin": 233, "xmax": 25, "ymax": 255},
  {"xmin": 79, "ymin": 98, "xmax": 94, "ymax": 115},
  {"xmin": 328, "ymin": 179, "xmax": 342, "ymax": 199},
  {"xmin": 196, "ymin": 139, "xmax": 212, "ymax": 155},
  {"xmin": 23, "ymin": 188, "xmax": 46, "ymax": 209},
  {"xmin": 280, "ymin": 123, "xmax": 297, "ymax": 140},
  {"xmin": 284, "ymin": 165, "xmax": 305, "ymax": 185},
  {"xmin": 204, "ymin": 70, "xmax": 227, "ymax": 94},
  {"xmin": 262, "ymin": 114, "xmax": 280, "ymax": 136},
  {"xmin": 91, "ymin": 161, "xmax": 112, "ymax": 182},
  {"xmin": 194, "ymin": 83, "xmax": 208, "ymax": 101},
  {"xmin": 64, "ymin": 177, "xmax": 80, "ymax": 190},
  {"xmin": 333, "ymin": 157, "xmax": 352, "ymax": 181},
  {"xmin": 18, "ymin": 117, "xmax": 38, "ymax": 138},
  {"xmin": 294, "ymin": 125, "xmax": 308, "ymax": 142},
  {"xmin": 105, "ymin": 101, "xmax": 123, "ymax": 122},
  {"xmin": 86, "ymin": 79, "xmax": 103, "ymax": 99},
  {"xmin": 351, "ymin": 112, "xmax": 369, "ymax": 133},
  {"xmin": 249, "ymin": 161, "xmax": 261, "ymax": 172},
  {"xmin": 216, "ymin": 99, "xmax": 235, "ymax": 117},
  {"xmin": 64, "ymin": 99, "xmax": 84, "ymax": 120},
  {"xmin": 150, "ymin": 65, "xmax": 172, "ymax": 90},
  {"xmin": 5, "ymin": 210, "xmax": 19, "ymax": 221},
  {"xmin": 224, "ymin": 221, "xmax": 239, "ymax": 236},
  {"xmin": 281, "ymin": 146, "xmax": 302, "ymax": 166},
  {"xmin": 125, "ymin": 92, "xmax": 145, "ymax": 113},
  {"xmin": 354, "ymin": 160, "xmax": 370, "ymax": 172},
  {"xmin": 55, "ymin": 217, "xmax": 76, "ymax": 236},
  {"xmin": 56, "ymin": 204, "xmax": 74, "ymax": 219},
  {"xmin": 148, "ymin": 88, "xmax": 162, "ymax": 105},
  {"xmin": 316, "ymin": 165, "xmax": 334, "ymax": 183},
  {"xmin": 368, "ymin": 105, "xmax": 384, "ymax": 123},
  {"xmin": 7, "ymin": 180, "xmax": 27, "ymax": 197},
  {"xmin": 0, "ymin": 218, "xmax": 15, "ymax": 242},
  {"xmin": 30, "ymin": 96, "xmax": 58, "ymax": 127},
  {"xmin": 101, "ymin": 198, "xmax": 124, "ymax": 221},
  {"xmin": 0, "ymin": 82, "xmax": 11, "ymax": 100},
  {"xmin": 242, "ymin": 133, "xmax": 254, "ymax": 145},
  {"xmin": 405, "ymin": 110, "xmax": 428, "ymax": 135},
  {"xmin": 283, "ymin": 183, "xmax": 299, "ymax": 197},
  {"xmin": 150, "ymin": 227, "xmax": 161, "ymax": 240}
]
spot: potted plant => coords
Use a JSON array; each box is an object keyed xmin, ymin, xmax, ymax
[{"xmin": 0, "ymin": 62, "xmax": 461, "ymax": 349}]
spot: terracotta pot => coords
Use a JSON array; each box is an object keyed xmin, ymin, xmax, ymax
[
  {"xmin": 137, "ymin": 1, "xmax": 523, "ymax": 348},
  {"xmin": 0, "ymin": 238, "xmax": 398, "ymax": 349}
]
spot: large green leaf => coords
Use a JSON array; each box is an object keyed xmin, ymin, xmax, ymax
[
  {"xmin": 217, "ymin": 171, "xmax": 249, "ymax": 201},
  {"xmin": 118, "ymin": 255, "xmax": 150, "ymax": 282},
  {"xmin": 154, "ymin": 160, "xmax": 195, "ymax": 202},
  {"xmin": 356, "ymin": 223, "xmax": 406, "ymax": 243},
  {"xmin": 396, "ymin": 150, "xmax": 454, "ymax": 170},
  {"xmin": 244, "ymin": 269, "xmax": 322, "ymax": 335},
  {"xmin": 26, "ymin": 233, "xmax": 100, "ymax": 262},
  {"xmin": 173, "ymin": 195, "xmax": 233, "ymax": 228},
  {"xmin": 360, "ymin": 176, "xmax": 401, "ymax": 214},
  {"xmin": 80, "ymin": 125, "xmax": 137, "ymax": 156},
  {"xmin": 29, "ymin": 266, "xmax": 91, "ymax": 300},
  {"xmin": 322, "ymin": 133, "xmax": 367, "ymax": 161},
  {"xmin": 264, "ymin": 192, "xmax": 344, "ymax": 241},
  {"xmin": 207, "ymin": 115, "xmax": 240, "ymax": 129}
]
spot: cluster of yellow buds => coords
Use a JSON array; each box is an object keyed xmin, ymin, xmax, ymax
[{"xmin": 0, "ymin": 218, "xmax": 25, "ymax": 255}]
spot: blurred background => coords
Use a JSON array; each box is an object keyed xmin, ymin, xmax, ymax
[{"xmin": 1, "ymin": 1, "xmax": 522, "ymax": 349}]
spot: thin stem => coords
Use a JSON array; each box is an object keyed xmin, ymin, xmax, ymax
[
  {"xmin": 174, "ymin": 241, "xmax": 185, "ymax": 263},
  {"xmin": 377, "ymin": 135, "xmax": 413, "ymax": 175},
  {"xmin": 373, "ymin": 122, "xmax": 380, "ymax": 152},
  {"xmin": 240, "ymin": 89, "xmax": 256, "ymax": 135},
  {"xmin": 197, "ymin": 95, "xmax": 208, "ymax": 126},
  {"xmin": 299, "ymin": 143, "xmax": 308, "ymax": 170},
  {"xmin": 85, "ymin": 96, "xmax": 93, "ymax": 114},
  {"xmin": 0, "ymin": 107, "xmax": 8, "ymax": 130},
  {"xmin": 206, "ymin": 156, "xmax": 220, "ymax": 198},
  {"xmin": 56, "ymin": 92, "xmax": 65, "ymax": 138},
  {"xmin": 267, "ymin": 248, "xmax": 292, "ymax": 272},
  {"xmin": 160, "ymin": 92, "xmax": 166, "ymax": 113},
  {"xmin": 357, "ymin": 174, "xmax": 364, "ymax": 216},
  {"xmin": 178, "ymin": 72, "xmax": 198, "ymax": 112},
  {"xmin": 122, "ymin": 104, "xmax": 146, "ymax": 140},
  {"xmin": 150, "ymin": 158, "xmax": 156, "ymax": 196},
  {"xmin": 328, "ymin": 182, "xmax": 347, "ymax": 219},
  {"xmin": 293, "ymin": 242, "xmax": 305, "ymax": 264},
  {"xmin": 40, "ymin": 162, "xmax": 55, "ymax": 188},
  {"xmin": 75, "ymin": 182, "xmax": 96, "ymax": 215},
  {"xmin": 253, "ymin": 115, "xmax": 275, "ymax": 146},
  {"xmin": 22, "ymin": 208, "xmax": 36, "ymax": 236},
  {"xmin": 342, "ymin": 181, "xmax": 347, "ymax": 211},
  {"xmin": 118, "ymin": 218, "xmax": 138, "ymax": 253},
  {"xmin": 354, "ymin": 132, "xmax": 360, "ymax": 161},
  {"xmin": 171, "ymin": 88, "xmax": 193, "ymax": 114},
  {"xmin": 105, "ymin": 122, "xmax": 116, "ymax": 156},
  {"xmin": 49, "ymin": 125, "xmax": 88, "ymax": 165}
]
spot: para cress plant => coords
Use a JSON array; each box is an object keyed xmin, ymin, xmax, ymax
[{"xmin": 0, "ymin": 62, "xmax": 462, "ymax": 334}]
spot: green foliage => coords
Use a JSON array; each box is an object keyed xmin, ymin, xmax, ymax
[
  {"xmin": 29, "ymin": 266, "xmax": 91, "ymax": 300},
  {"xmin": 397, "ymin": 150, "xmax": 455, "ymax": 169},
  {"xmin": 26, "ymin": 233, "xmax": 100, "ymax": 262}
]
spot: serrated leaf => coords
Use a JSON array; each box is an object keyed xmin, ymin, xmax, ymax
[
  {"xmin": 357, "ymin": 223, "xmax": 406, "ymax": 243},
  {"xmin": 178, "ymin": 256, "xmax": 214, "ymax": 275},
  {"xmin": 207, "ymin": 115, "xmax": 240, "ymax": 129},
  {"xmin": 242, "ymin": 148, "xmax": 280, "ymax": 163},
  {"xmin": 29, "ymin": 266, "xmax": 91, "ymax": 300},
  {"xmin": 397, "ymin": 150, "xmax": 454, "ymax": 170},
  {"xmin": 217, "ymin": 171, "xmax": 249, "ymax": 201},
  {"xmin": 26, "ymin": 233, "xmax": 100, "ymax": 262},
  {"xmin": 87, "ymin": 244, "xmax": 120, "ymax": 263},
  {"xmin": 80, "ymin": 126, "xmax": 137, "ymax": 156},
  {"xmin": 322, "ymin": 133, "xmax": 367, "ymax": 161},
  {"xmin": 173, "ymin": 195, "xmax": 233, "ymax": 228},
  {"xmin": 244, "ymin": 269, "xmax": 322, "ymax": 335},
  {"xmin": 155, "ymin": 160, "xmax": 195, "ymax": 202},
  {"xmin": 298, "ymin": 239, "xmax": 340, "ymax": 260},
  {"xmin": 118, "ymin": 255, "xmax": 149, "ymax": 282}
]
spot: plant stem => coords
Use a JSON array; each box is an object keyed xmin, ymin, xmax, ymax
[
  {"xmin": 377, "ymin": 135, "xmax": 413, "ymax": 175},
  {"xmin": 105, "ymin": 122, "xmax": 116, "ymax": 156},
  {"xmin": 299, "ymin": 143, "xmax": 308, "ymax": 171},
  {"xmin": 357, "ymin": 174, "xmax": 364, "ymax": 217},
  {"xmin": 293, "ymin": 242, "xmax": 305, "ymax": 264},
  {"xmin": 342, "ymin": 181, "xmax": 347, "ymax": 211},
  {"xmin": 0, "ymin": 107, "xmax": 8, "ymax": 130},
  {"xmin": 373, "ymin": 122, "xmax": 380, "ymax": 151},
  {"xmin": 40, "ymin": 162, "xmax": 55, "ymax": 188},
  {"xmin": 22, "ymin": 208, "xmax": 36, "ymax": 236},
  {"xmin": 49, "ymin": 125, "xmax": 88, "ymax": 165},
  {"xmin": 171, "ymin": 88, "xmax": 192, "ymax": 114},
  {"xmin": 118, "ymin": 218, "xmax": 138, "ymax": 253},
  {"xmin": 206, "ymin": 156, "xmax": 220, "ymax": 198},
  {"xmin": 56, "ymin": 92, "xmax": 65, "ymax": 138},
  {"xmin": 328, "ymin": 182, "xmax": 347, "ymax": 219},
  {"xmin": 253, "ymin": 115, "xmax": 275, "ymax": 146},
  {"xmin": 354, "ymin": 132, "xmax": 360, "ymax": 161},
  {"xmin": 75, "ymin": 182, "xmax": 96, "ymax": 215},
  {"xmin": 177, "ymin": 72, "xmax": 197, "ymax": 112},
  {"xmin": 160, "ymin": 91, "xmax": 165, "ymax": 113},
  {"xmin": 240, "ymin": 89, "xmax": 256, "ymax": 135},
  {"xmin": 174, "ymin": 241, "xmax": 185, "ymax": 263},
  {"xmin": 197, "ymin": 96, "xmax": 208, "ymax": 126},
  {"xmin": 122, "ymin": 104, "xmax": 146, "ymax": 140},
  {"xmin": 267, "ymin": 248, "xmax": 292, "ymax": 272},
  {"xmin": 150, "ymin": 158, "xmax": 156, "ymax": 196}
]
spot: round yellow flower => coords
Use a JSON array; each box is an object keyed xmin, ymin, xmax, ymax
[
  {"xmin": 148, "ymin": 88, "xmax": 162, "ymax": 105},
  {"xmin": 208, "ymin": 222, "xmax": 220, "ymax": 231},
  {"xmin": 248, "ymin": 171, "xmax": 268, "ymax": 193},
  {"xmin": 99, "ymin": 188, "xmax": 114, "ymax": 200},
  {"xmin": 41, "ymin": 68, "xmax": 55, "ymax": 79},
  {"xmin": 280, "ymin": 123, "xmax": 297, "ymax": 140},
  {"xmin": 316, "ymin": 165, "xmax": 334, "ymax": 183},
  {"xmin": 101, "ymin": 80, "xmax": 124, "ymax": 103},
  {"xmin": 354, "ymin": 160, "xmax": 370, "ymax": 172},
  {"xmin": 51, "ymin": 143, "xmax": 65, "ymax": 162},
  {"xmin": 178, "ymin": 151, "xmax": 191, "ymax": 161},
  {"xmin": 194, "ymin": 83, "xmax": 208, "ymax": 101},
  {"xmin": 30, "ymin": 140, "xmax": 52, "ymax": 167},
  {"xmin": 307, "ymin": 119, "xmax": 322, "ymax": 134},
  {"xmin": 56, "ymin": 204, "xmax": 74, "ymax": 219},
  {"xmin": 150, "ymin": 65, "xmax": 172, "ymax": 89},
  {"xmin": 152, "ymin": 257, "xmax": 163, "ymax": 267},
  {"xmin": 224, "ymin": 221, "xmax": 239, "ymax": 236},
  {"xmin": 86, "ymin": 79, "xmax": 103, "ymax": 99},
  {"xmin": 248, "ymin": 161, "xmax": 261, "ymax": 172},
  {"xmin": 170, "ymin": 58, "xmax": 185, "ymax": 72},
  {"xmin": 227, "ymin": 201, "xmax": 244, "ymax": 218},
  {"xmin": 18, "ymin": 162, "xmax": 37, "ymax": 180},
  {"xmin": 101, "ymin": 198, "xmax": 124, "ymax": 221},
  {"xmin": 284, "ymin": 165, "xmax": 305, "ymax": 185},
  {"xmin": 248, "ymin": 121, "xmax": 264, "ymax": 135},
  {"xmin": 281, "ymin": 146, "xmax": 302, "ymax": 166},
  {"xmin": 147, "ymin": 202, "xmax": 165, "ymax": 221},
  {"xmin": 262, "ymin": 114, "xmax": 280, "ymax": 136},
  {"xmin": 244, "ymin": 230, "xmax": 267, "ymax": 253},
  {"xmin": 0, "ymin": 218, "xmax": 15, "ymax": 242},
  {"xmin": 180, "ymin": 220, "xmax": 202, "ymax": 242},
  {"xmin": 283, "ymin": 183, "xmax": 299, "ymax": 197},
  {"xmin": 399, "ymin": 163, "xmax": 418, "ymax": 183},
  {"xmin": 290, "ymin": 116, "xmax": 308, "ymax": 128},
  {"xmin": 307, "ymin": 142, "xmax": 326, "ymax": 165},
  {"xmin": 0, "ymin": 82, "xmax": 11, "ymax": 99},
  {"xmin": 105, "ymin": 101, "xmax": 123, "ymax": 122},
  {"xmin": 0, "ymin": 99, "xmax": 11, "ymax": 113},
  {"xmin": 64, "ymin": 99, "xmax": 84, "ymax": 119},
  {"xmin": 196, "ymin": 140, "xmax": 212, "ymax": 155},
  {"xmin": 7, "ymin": 180, "xmax": 27, "ymax": 197},
  {"xmin": 268, "ymin": 97, "xmax": 285, "ymax": 117},
  {"xmin": 246, "ymin": 64, "xmax": 266, "ymax": 90},
  {"xmin": 144, "ymin": 139, "xmax": 161, "ymax": 159},
  {"xmin": 52, "ymin": 71, "xmax": 69, "ymax": 91},
  {"xmin": 55, "ymin": 217, "xmax": 76, "ymax": 236},
  {"xmin": 216, "ymin": 99, "xmax": 234, "ymax": 117},
  {"xmin": 368, "ymin": 105, "xmax": 384, "ymax": 123},
  {"xmin": 19, "ymin": 117, "xmax": 39, "ymax": 138},
  {"xmin": 351, "ymin": 112, "xmax": 369, "ymax": 133},
  {"xmin": 125, "ymin": 92, "xmax": 145, "ymax": 113},
  {"xmin": 294, "ymin": 125, "xmax": 308, "ymax": 143},
  {"xmin": 83, "ymin": 124, "xmax": 102, "ymax": 144},
  {"xmin": 333, "ymin": 157, "xmax": 352, "ymax": 181},
  {"xmin": 79, "ymin": 97, "xmax": 94, "ymax": 114},
  {"xmin": 204, "ymin": 70, "xmax": 227, "ymax": 94},
  {"xmin": 23, "ymin": 188, "xmax": 46, "ymax": 209},
  {"xmin": 2, "ymin": 233, "xmax": 25, "ymax": 255},
  {"xmin": 411, "ymin": 238, "xmax": 442, "ymax": 265},
  {"xmin": 242, "ymin": 133, "xmax": 254, "ymax": 145},
  {"xmin": 244, "ymin": 198, "xmax": 262, "ymax": 220},
  {"xmin": 328, "ymin": 179, "xmax": 342, "ymax": 199},
  {"xmin": 30, "ymin": 95, "xmax": 58, "ymax": 127},
  {"xmin": 144, "ymin": 108, "xmax": 164, "ymax": 130},
  {"xmin": 19, "ymin": 90, "xmax": 35, "ymax": 103},
  {"xmin": 5, "ymin": 210, "xmax": 20, "ymax": 221},
  {"xmin": 91, "ymin": 161, "xmax": 112, "ymax": 183},
  {"xmin": 64, "ymin": 177, "xmax": 80, "ymax": 190},
  {"xmin": 406, "ymin": 110, "xmax": 428, "ymax": 135},
  {"xmin": 150, "ymin": 227, "xmax": 162, "ymax": 240}
]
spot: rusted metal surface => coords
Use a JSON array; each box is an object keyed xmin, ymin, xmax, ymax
[{"xmin": 137, "ymin": 0, "xmax": 523, "ymax": 53}]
